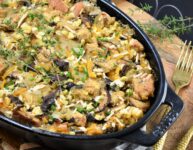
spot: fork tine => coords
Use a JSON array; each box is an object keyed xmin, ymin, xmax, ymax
[
  {"xmin": 191, "ymin": 61, "xmax": 193, "ymax": 74},
  {"xmin": 176, "ymin": 40, "xmax": 187, "ymax": 68},
  {"xmin": 186, "ymin": 48, "xmax": 193, "ymax": 72},
  {"xmin": 181, "ymin": 41, "xmax": 192, "ymax": 71}
]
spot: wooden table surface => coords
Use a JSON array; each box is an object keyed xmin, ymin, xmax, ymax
[{"xmin": 0, "ymin": 0, "xmax": 192, "ymax": 150}]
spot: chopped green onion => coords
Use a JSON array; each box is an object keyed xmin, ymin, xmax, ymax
[{"xmin": 97, "ymin": 37, "xmax": 110, "ymax": 42}]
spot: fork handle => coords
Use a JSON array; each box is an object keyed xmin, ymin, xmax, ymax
[
  {"xmin": 175, "ymin": 87, "xmax": 180, "ymax": 94},
  {"xmin": 119, "ymin": 85, "xmax": 184, "ymax": 146}
]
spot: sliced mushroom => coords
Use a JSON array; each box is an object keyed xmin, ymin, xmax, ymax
[
  {"xmin": 80, "ymin": 14, "xmax": 95, "ymax": 27},
  {"xmin": 119, "ymin": 65, "xmax": 131, "ymax": 77},
  {"xmin": 96, "ymin": 86, "xmax": 111, "ymax": 113},
  {"xmin": 50, "ymin": 75, "xmax": 67, "ymax": 83},
  {"xmin": 41, "ymin": 89, "xmax": 58, "ymax": 113},
  {"xmin": 104, "ymin": 77, "xmax": 112, "ymax": 86},
  {"xmin": 8, "ymin": 95, "xmax": 23, "ymax": 107},
  {"xmin": 54, "ymin": 59, "xmax": 69, "ymax": 71},
  {"xmin": 65, "ymin": 82, "xmax": 82, "ymax": 90},
  {"xmin": 18, "ymin": 0, "xmax": 31, "ymax": 7},
  {"xmin": 87, "ymin": 113, "xmax": 105, "ymax": 123}
]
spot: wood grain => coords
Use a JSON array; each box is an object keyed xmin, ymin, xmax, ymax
[
  {"xmin": 0, "ymin": 1, "xmax": 192, "ymax": 150},
  {"xmin": 113, "ymin": 1, "xmax": 193, "ymax": 150}
]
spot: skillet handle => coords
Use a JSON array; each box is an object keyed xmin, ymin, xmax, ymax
[{"xmin": 119, "ymin": 85, "xmax": 184, "ymax": 146}]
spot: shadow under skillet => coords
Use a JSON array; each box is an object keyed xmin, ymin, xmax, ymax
[{"xmin": 128, "ymin": 0, "xmax": 193, "ymax": 42}]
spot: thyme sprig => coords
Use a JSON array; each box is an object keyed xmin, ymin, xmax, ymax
[
  {"xmin": 137, "ymin": 15, "xmax": 193, "ymax": 41},
  {"xmin": 140, "ymin": 3, "xmax": 152, "ymax": 12},
  {"xmin": 128, "ymin": 2, "xmax": 193, "ymax": 41},
  {"xmin": 129, "ymin": 3, "xmax": 193, "ymax": 41}
]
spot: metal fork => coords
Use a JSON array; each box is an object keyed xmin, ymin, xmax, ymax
[
  {"xmin": 154, "ymin": 41, "xmax": 193, "ymax": 150},
  {"xmin": 172, "ymin": 40, "xmax": 193, "ymax": 94},
  {"xmin": 173, "ymin": 40, "xmax": 193, "ymax": 150}
]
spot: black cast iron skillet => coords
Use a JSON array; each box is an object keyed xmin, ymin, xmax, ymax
[{"xmin": 0, "ymin": 0, "xmax": 184, "ymax": 149}]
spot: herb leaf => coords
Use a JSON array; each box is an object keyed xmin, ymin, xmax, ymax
[{"xmin": 72, "ymin": 47, "xmax": 85, "ymax": 58}]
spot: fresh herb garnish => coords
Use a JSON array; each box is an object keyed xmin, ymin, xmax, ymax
[
  {"xmin": 137, "ymin": 16, "xmax": 193, "ymax": 41},
  {"xmin": 4, "ymin": 80, "xmax": 15, "ymax": 90},
  {"xmin": 65, "ymin": 71, "xmax": 72, "ymax": 78},
  {"xmin": 140, "ymin": 3, "xmax": 152, "ymax": 12},
  {"xmin": 72, "ymin": 47, "xmax": 85, "ymax": 58},
  {"xmin": 0, "ymin": 47, "xmax": 15, "ymax": 59},
  {"xmin": 3, "ymin": 18, "xmax": 11, "ymax": 25},
  {"xmin": 16, "ymin": 28, "xmax": 24, "ymax": 34},
  {"xmin": 18, "ymin": 36, "xmax": 31, "ymax": 50},
  {"xmin": 128, "ymin": 3, "xmax": 193, "ymax": 41},
  {"xmin": 81, "ymin": 67, "xmax": 88, "ymax": 81},
  {"xmin": 74, "ymin": 67, "xmax": 79, "ymax": 75},
  {"xmin": 92, "ymin": 101, "xmax": 99, "ymax": 108},
  {"xmin": 0, "ymin": 3, "xmax": 8, "ymax": 8},
  {"xmin": 28, "ymin": 13, "xmax": 44, "ymax": 21},
  {"xmin": 77, "ymin": 106, "xmax": 86, "ymax": 113},
  {"xmin": 50, "ymin": 104, "xmax": 56, "ymax": 111},
  {"xmin": 42, "ymin": 37, "xmax": 57, "ymax": 47}
]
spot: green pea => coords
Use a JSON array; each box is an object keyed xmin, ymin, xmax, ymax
[{"xmin": 126, "ymin": 89, "xmax": 133, "ymax": 97}]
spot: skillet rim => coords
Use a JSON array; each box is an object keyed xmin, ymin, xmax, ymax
[{"xmin": 0, "ymin": 0, "xmax": 166, "ymax": 140}]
